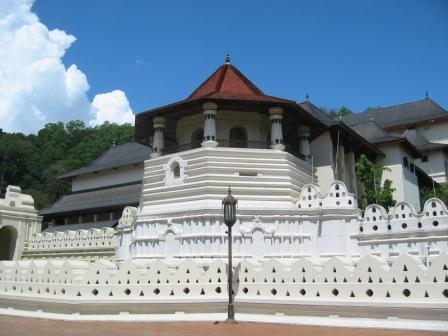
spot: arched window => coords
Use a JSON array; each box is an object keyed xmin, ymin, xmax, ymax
[
  {"xmin": 171, "ymin": 161, "xmax": 180, "ymax": 178},
  {"xmin": 229, "ymin": 126, "xmax": 247, "ymax": 148},
  {"xmin": 164, "ymin": 157, "xmax": 187, "ymax": 186},
  {"xmin": 191, "ymin": 128, "xmax": 203, "ymax": 149}
]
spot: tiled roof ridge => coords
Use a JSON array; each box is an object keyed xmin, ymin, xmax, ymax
[
  {"xmin": 225, "ymin": 64, "xmax": 264, "ymax": 95},
  {"xmin": 362, "ymin": 98, "xmax": 431, "ymax": 113},
  {"xmin": 351, "ymin": 98, "xmax": 446, "ymax": 120},
  {"xmin": 59, "ymin": 142, "xmax": 150, "ymax": 179},
  {"xmin": 66, "ymin": 142, "xmax": 133, "ymax": 172},
  {"xmin": 93, "ymin": 142, "xmax": 146, "ymax": 165},
  {"xmin": 187, "ymin": 63, "xmax": 265, "ymax": 100}
]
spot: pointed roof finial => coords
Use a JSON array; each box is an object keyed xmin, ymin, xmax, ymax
[
  {"xmin": 225, "ymin": 54, "xmax": 231, "ymax": 64},
  {"xmin": 425, "ymin": 90, "xmax": 429, "ymax": 100},
  {"xmin": 369, "ymin": 109, "xmax": 374, "ymax": 122},
  {"xmin": 305, "ymin": 93, "xmax": 309, "ymax": 101}
]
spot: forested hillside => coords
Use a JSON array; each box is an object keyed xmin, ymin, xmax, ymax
[{"xmin": 0, "ymin": 121, "xmax": 134, "ymax": 210}]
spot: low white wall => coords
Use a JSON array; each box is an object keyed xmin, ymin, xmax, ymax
[
  {"xmin": 0, "ymin": 254, "xmax": 447, "ymax": 303},
  {"xmin": 357, "ymin": 198, "xmax": 448, "ymax": 261},
  {"xmin": 22, "ymin": 228, "xmax": 116, "ymax": 262},
  {"xmin": 0, "ymin": 186, "xmax": 42, "ymax": 260}
]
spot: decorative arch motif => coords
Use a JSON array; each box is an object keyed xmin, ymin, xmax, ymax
[
  {"xmin": 296, "ymin": 181, "xmax": 356, "ymax": 210},
  {"xmin": 239, "ymin": 216, "xmax": 275, "ymax": 236},
  {"xmin": 164, "ymin": 157, "xmax": 187, "ymax": 187}
]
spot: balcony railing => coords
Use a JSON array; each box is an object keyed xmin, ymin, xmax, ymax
[
  {"xmin": 162, "ymin": 139, "xmax": 306, "ymax": 160},
  {"xmin": 163, "ymin": 142, "xmax": 202, "ymax": 154},
  {"xmin": 217, "ymin": 139, "xmax": 270, "ymax": 149}
]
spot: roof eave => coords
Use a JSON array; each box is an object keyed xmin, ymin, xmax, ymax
[
  {"xmin": 374, "ymin": 138, "xmax": 422, "ymax": 158},
  {"xmin": 383, "ymin": 115, "xmax": 448, "ymax": 131},
  {"xmin": 330, "ymin": 122, "xmax": 384, "ymax": 157}
]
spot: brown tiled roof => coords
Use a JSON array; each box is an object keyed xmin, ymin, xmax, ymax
[{"xmin": 187, "ymin": 63, "xmax": 293, "ymax": 104}]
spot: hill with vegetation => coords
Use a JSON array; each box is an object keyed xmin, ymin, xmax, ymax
[{"xmin": 0, "ymin": 121, "xmax": 134, "ymax": 210}]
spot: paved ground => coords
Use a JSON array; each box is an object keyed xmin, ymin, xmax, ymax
[{"xmin": 0, "ymin": 315, "xmax": 446, "ymax": 336}]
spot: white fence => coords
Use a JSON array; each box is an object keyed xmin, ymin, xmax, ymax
[
  {"xmin": 1, "ymin": 254, "xmax": 447, "ymax": 302},
  {"xmin": 22, "ymin": 228, "xmax": 116, "ymax": 261}
]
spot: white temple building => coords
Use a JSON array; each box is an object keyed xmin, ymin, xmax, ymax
[
  {"xmin": 114, "ymin": 58, "xmax": 447, "ymax": 266},
  {"xmin": 1, "ymin": 58, "xmax": 447, "ymax": 326}
]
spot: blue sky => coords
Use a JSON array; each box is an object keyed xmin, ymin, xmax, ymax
[{"xmin": 19, "ymin": 0, "xmax": 448, "ymax": 122}]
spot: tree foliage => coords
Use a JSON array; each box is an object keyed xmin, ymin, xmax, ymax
[
  {"xmin": 364, "ymin": 106, "xmax": 383, "ymax": 111},
  {"xmin": 0, "ymin": 121, "xmax": 134, "ymax": 209},
  {"xmin": 420, "ymin": 186, "xmax": 448, "ymax": 206},
  {"xmin": 321, "ymin": 106, "xmax": 353, "ymax": 119},
  {"xmin": 355, "ymin": 154, "xmax": 397, "ymax": 210}
]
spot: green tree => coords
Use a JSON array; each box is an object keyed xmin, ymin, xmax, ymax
[
  {"xmin": 355, "ymin": 154, "xmax": 396, "ymax": 210},
  {"xmin": 321, "ymin": 106, "xmax": 353, "ymax": 118},
  {"xmin": 0, "ymin": 121, "xmax": 134, "ymax": 208},
  {"xmin": 420, "ymin": 186, "xmax": 448, "ymax": 205},
  {"xmin": 0, "ymin": 132, "xmax": 40, "ymax": 194},
  {"xmin": 365, "ymin": 106, "xmax": 383, "ymax": 111}
]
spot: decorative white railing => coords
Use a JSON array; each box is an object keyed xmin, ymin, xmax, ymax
[
  {"xmin": 22, "ymin": 228, "xmax": 116, "ymax": 261},
  {"xmin": 1, "ymin": 254, "xmax": 447, "ymax": 301}
]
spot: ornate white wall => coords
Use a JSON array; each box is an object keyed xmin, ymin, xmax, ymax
[
  {"xmin": 116, "ymin": 154, "xmax": 448, "ymax": 268},
  {"xmin": 1, "ymin": 254, "xmax": 447, "ymax": 303},
  {"xmin": 0, "ymin": 186, "xmax": 41, "ymax": 260},
  {"xmin": 357, "ymin": 198, "xmax": 448, "ymax": 262},
  {"xmin": 22, "ymin": 227, "xmax": 116, "ymax": 262}
]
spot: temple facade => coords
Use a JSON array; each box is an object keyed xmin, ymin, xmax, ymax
[
  {"xmin": 1, "ymin": 59, "xmax": 447, "ymax": 325},
  {"xmin": 113, "ymin": 59, "xmax": 448, "ymax": 267}
]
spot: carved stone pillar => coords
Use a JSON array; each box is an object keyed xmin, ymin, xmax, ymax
[
  {"xmin": 269, "ymin": 107, "xmax": 285, "ymax": 150},
  {"xmin": 297, "ymin": 125, "xmax": 311, "ymax": 161},
  {"xmin": 151, "ymin": 116, "xmax": 167, "ymax": 158},
  {"xmin": 202, "ymin": 102, "xmax": 218, "ymax": 148}
]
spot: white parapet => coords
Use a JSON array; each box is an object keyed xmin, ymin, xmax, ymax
[
  {"xmin": 356, "ymin": 197, "xmax": 448, "ymax": 262},
  {"xmin": 0, "ymin": 254, "xmax": 447, "ymax": 303},
  {"xmin": 23, "ymin": 227, "xmax": 116, "ymax": 262},
  {"xmin": 0, "ymin": 185, "xmax": 42, "ymax": 260}
]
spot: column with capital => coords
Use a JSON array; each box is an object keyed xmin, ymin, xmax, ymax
[
  {"xmin": 202, "ymin": 102, "xmax": 218, "ymax": 148},
  {"xmin": 269, "ymin": 107, "xmax": 285, "ymax": 150},
  {"xmin": 151, "ymin": 116, "xmax": 166, "ymax": 158},
  {"xmin": 297, "ymin": 125, "xmax": 311, "ymax": 161}
]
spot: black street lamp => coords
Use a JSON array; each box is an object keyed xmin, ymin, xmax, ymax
[{"xmin": 222, "ymin": 186, "xmax": 238, "ymax": 324}]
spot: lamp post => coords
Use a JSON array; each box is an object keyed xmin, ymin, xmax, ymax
[{"xmin": 222, "ymin": 186, "xmax": 238, "ymax": 324}]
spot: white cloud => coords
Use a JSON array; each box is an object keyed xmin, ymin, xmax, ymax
[
  {"xmin": 90, "ymin": 90, "xmax": 134, "ymax": 126},
  {"xmin": 0, "ymin": 0, "xmax": 134, "ymax": 134}
]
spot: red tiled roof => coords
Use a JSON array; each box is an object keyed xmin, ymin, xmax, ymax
[{"xmin": 187, "ymin": 63, "xmax": 292, "ymax": 104}]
